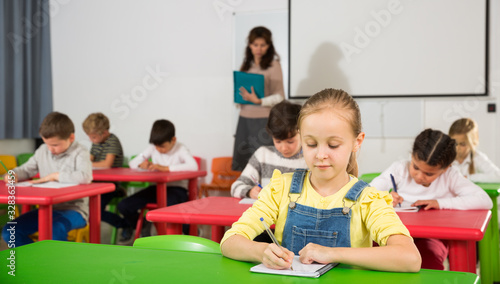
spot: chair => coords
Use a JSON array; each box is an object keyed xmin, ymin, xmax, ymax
[
  {"xmin": 199, "ymin": 157, "xmax": 241, "ymax": 198},
  {"xmin": 17, "ymin": 153, "xmax": 34, "ymax": 166},
  {"xmin": 358, "ymin": 172, "xmax": 381, "ymax": 183},
  {"xmin": 133, "ymin": 235, "xmax": 220, "ymax": 254},
  {"xmin": 0, "ymin": 155, "xmax": 17, "ymax": 175},
  {"xmin": 134, "ymin": 156, "xmax": 202, "ymax": 241}
]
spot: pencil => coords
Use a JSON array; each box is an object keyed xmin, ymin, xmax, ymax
[{"xmin": 260, "ymin": 217, "xmax": 293, "ymax": 270}]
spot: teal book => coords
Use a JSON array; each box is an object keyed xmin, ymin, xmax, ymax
[{"xmin": 233, "ymin": 71, "xmax": 265, "ymax": 104}]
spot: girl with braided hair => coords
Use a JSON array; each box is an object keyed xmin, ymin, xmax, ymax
[{"xmin": 371, "ymin": 128, "xmax": 492, "ymax": 270}]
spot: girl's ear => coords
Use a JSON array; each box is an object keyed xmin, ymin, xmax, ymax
[{"xmin": 353, "ymin": 132, "xmax": 365, "ymax": 152}]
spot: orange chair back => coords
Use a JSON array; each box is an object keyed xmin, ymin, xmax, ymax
[
  {"xmin": 210, "ymin": 157, "xmax": 240, "ymax": 187},
  {"xmin": 0, "ymin": 155, "xmax": 17, "ymax": 175}
]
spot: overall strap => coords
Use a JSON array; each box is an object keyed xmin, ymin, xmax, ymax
[
  {"xmin": 344, "ymin": 180, "xmax": 369, "ymax": 201},
  {"xmin": 289, "ymin": 169, "xmax": 308, "ymax": 194}
]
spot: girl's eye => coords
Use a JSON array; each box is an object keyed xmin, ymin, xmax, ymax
[
  {"xmin": 329, "ymin": 145, "xmax": 339, "ymax": 149},
  {"xmin": 425, "ymin": 173, "xmax": 434, "ymax": 177},
  {"xmin": 306, "ymin": 144, "xmax": 317, "ymax": 148}
]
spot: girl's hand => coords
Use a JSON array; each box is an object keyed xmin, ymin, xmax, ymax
[
  {"xmin": 138, "ymin": 160, "xmax": 151, "ymax": 169},
  {"xmin": 239, "ymin": 86, "xmax": 262, "ymax": 104},
  {"xmin": 248, "ymin": 186, "xmax": 262, "ymax": 199},
  {"xmin": 262, "ymin": 243, "xmax": 294, "ymax": 270},
  {"xmin": 299, "ymin": 243, "xmax": 334, "ymax": 265},
  {"xmin": 31, "ymin": 172, "xmax": 59, "ymax": 184},
  {"xmin": 412, "ymin": 199, "xmax": 439, "ymax": 210},
  {"xmin": 390, "ymin": 191, "xmax": 404, "ymax": 207}
]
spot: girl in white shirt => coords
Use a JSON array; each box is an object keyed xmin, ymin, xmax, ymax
[
  {"xmin": 371, "ymin": 128, "xmax": 492, "ymax": 270},
  {"xmin": 449, "ymin": 118, "xmax": 500, "ymax": 182}
]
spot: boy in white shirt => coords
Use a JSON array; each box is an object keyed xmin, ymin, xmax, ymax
[{"xmin": 117, "ymin": 119, "xmax": 198, "ymax": 242}]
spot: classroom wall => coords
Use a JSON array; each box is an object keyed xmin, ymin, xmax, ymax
[{"xmin": 46, "ymin": 0, "xmax": 500, "ymax": 179}]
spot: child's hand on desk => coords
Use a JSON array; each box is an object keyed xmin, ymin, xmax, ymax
[
  {"xmin": 248, "ymin": 186, "xmax": 261, "ymax": 199},
  {"xmin": 390, "ymin": 191, "xmax": 404, "ymax": 207},
  {"xmin": 299, "ymin": 243, "xmax": 333, "ymax": 265},
  {"xmin": 412, "ymin": 199, "xmax": 440, "ymax": 210},
  {"xmin": 262, "ymin": 243, "xmax": 294, "ymax": 270},
  {"xmin": 2, "ymin": 172, "xmax": 18, "ymax": 183},
  {"xmin": 31, "ymin": 172, "xmax": 59, "ymax": 184},
  {"xmin": 147, "ymin": 164, "xmax": 169, "ymax": 172},
  {"xmin": 138, "ymin": 160, "xmax": 151, "ymax": 169}
]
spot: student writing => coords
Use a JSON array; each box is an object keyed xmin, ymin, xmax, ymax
[
  {"xmin": 82, "ymin": 112, "xmax": 128, "ymax": 231},
  {"xmin": 370, "ymin": 128, "xmax": 493, "ymax": 270},
  {"xmin": 1, "ymin": 112, "xmax": 92, "ymax": 247},
  {"xmin": 231, "ymin": 101, "xmax": 307, "ymax": 199},
  {"xmin": 117, "ymin": 119, "xmax": 198, "ymax": 242},
  {"xmin": 449, "ymin": 118, "xmax": 500, "ymax": 182},
  {"xmin": 221, "ymin": 89, "xmax": 421, "ymax": 272}
]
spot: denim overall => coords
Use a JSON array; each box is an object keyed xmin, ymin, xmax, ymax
[{"xmin": 281, "ymin": 169, "xmax": 368, "ymax": 255}]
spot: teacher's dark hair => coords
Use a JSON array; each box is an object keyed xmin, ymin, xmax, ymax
[
  {"xmin": 412, "ymin": 129, "xmax": 456, "ymax": 169},
  {"xmin": 240, "ymin": 26, "xmax": 278, "ymax": 71}
]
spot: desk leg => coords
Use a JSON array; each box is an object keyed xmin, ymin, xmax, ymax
[
  {"xmin": 38, "ymin": 205, "xmax": 52, "ymax": 241},
  {"xmin": 187, "ymin": 178, "xmax": 199, "ymax": 236},
  {"xmin": 449, "ymin": 240, "xmax": 475, "ymax": 273},
  {"xmin": 480, "ymin": 222, "xmax": 493, "ymax": 284},
  {"xmin": 211, "ymin": 226, "xmax": 224, "ymax": 243},
  {"xmin": 490, "ymin": 198, "xmax": 500, "ymax": 282},
  {"xmin": 88, "ymin": 194, "xmax": 101, "ymax": 244},
  {"xmin": 156, "ymin": 182, "xmax": 167, "ymax": 235},
  {"xmin": 166, "ymin": 223, "xmax": 182, "ymax": 235}
]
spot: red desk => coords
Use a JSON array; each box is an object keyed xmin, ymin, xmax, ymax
[
  {"xmin": 147, "ymin": 196, "xmax": 491, "ymax": 274},
  {"xmin": 0, "ymin": 182, "xmax": 115, "ymax": 243},
  {"xmin": 92, "ymin": 168, "xmax": 206, "ymax": 234},
  {"xmin": 398, "ymin": 209, "xmax": 491, "ymax": 273}
]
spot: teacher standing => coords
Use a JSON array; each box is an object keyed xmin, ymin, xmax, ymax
[{"xmin": 232, "ymin": 26, "xmax": 285, "ymax": 171}]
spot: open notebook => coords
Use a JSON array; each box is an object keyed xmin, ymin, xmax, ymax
[
  {"xmin": 394, "ymin": 201, "xmax": 422, "ymax": 212},
  {"xmin": 15, "ymin": 181, "xmax": 78, "ymax": 188},
  {"xmin": 250, "ymin": 256, "xmax": 337, "ymax": 278}
]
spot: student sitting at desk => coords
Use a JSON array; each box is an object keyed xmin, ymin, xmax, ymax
[
  {"xmin": 231, "ymin": 101, "xmax": 307, "ymax": 199},
  {"xmin": 82, "ymin": 112, "xmax": 128, "ymax": 232},
  {"xmin": 1, "ymin": 112, "xmax": 92, "ymax": 247},
  {"xmin": 117, "ymin": 119, "xmax": 198, "ymax": 242},
  {"xmin": 370, "ymin": 128, "xmax": 493, "ymax": 270},
  {"xmin": 221, "ymin": 89, "xmax": 422, "ymax": 272},
  {"xmin": 448, "ymin": 118, "xmax": 500, "ymax": 182}
]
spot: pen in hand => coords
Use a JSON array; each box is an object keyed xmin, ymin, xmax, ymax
[
  {"xmin": 260, "ymin": 217, "xmax": 293, "ymax": 270},
  {"xmin": 390, "ymin": 174, "xmax": 401, "ymax": 207},
  {"xmin": 250, "ymin": 175, "xmax": 263, "ymax": 188}
]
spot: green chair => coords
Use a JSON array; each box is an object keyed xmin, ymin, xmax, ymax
[
  {"xmin": 133, "ymin": 235, "xmax": 221, "ymax": 254},
  {"xmin": 358, "ymin": 172, "xmax": 381, "ymax": 183},
  {"xmin": 122, "ymin": 155, "xmax": 151, "ymax": 192},
  {"xmin": 17, "ymin": 153, "xmax": 34, "ymax": 166}
]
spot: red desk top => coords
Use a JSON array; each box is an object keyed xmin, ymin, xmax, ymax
[
  {"xmin": 147, "ymin": 196, "xmax": 491, "ymax": 241},
  {"xmin": 147, "ymin": 196, "xmax": 250, "ymax": 226},
  {"xmin": 0, "ymin": 182, "xmax": 115, "ymax": 205},
  {"xmin": 398, "ymin": 209, "xmax": 491, "ymax": 241},
  {"xmin": 92, "ymin": 168, "xmax": 207, "ymax": 183}
]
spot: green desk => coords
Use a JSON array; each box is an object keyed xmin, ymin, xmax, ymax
[
  {"xmin": 0, "ymin": 241, "xmax": 480, "ymax": 283},
  {"xmin": 476, "ymin": 182, "xmax": 500, "ymax": 284}
]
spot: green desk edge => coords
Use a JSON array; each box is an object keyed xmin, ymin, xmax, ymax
[{"xmin": 0, "ymin": 241, "xmax": 480, "ymax": 284}]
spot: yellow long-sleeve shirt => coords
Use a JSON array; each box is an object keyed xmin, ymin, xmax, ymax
[{"xmin": 221, "ymin": 170, "xmax": 411, "ymax": 248}]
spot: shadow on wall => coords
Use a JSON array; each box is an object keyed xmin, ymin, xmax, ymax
[{"xmin": 295, "ymin": 42, "xmax": 351, "ymax": 96}]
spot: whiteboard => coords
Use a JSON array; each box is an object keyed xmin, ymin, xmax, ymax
[
  {"xmin": 289, "ymin": 0, "xmax": 488, "ymax": 98},
  {"xmin": 233, "ymin": 10, "xmax": 289, "ymax": 97}
]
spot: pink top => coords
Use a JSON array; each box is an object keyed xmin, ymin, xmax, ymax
[{"xmin": 239, "ymin": 60, "xmax": 285, "ymax": 118}]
